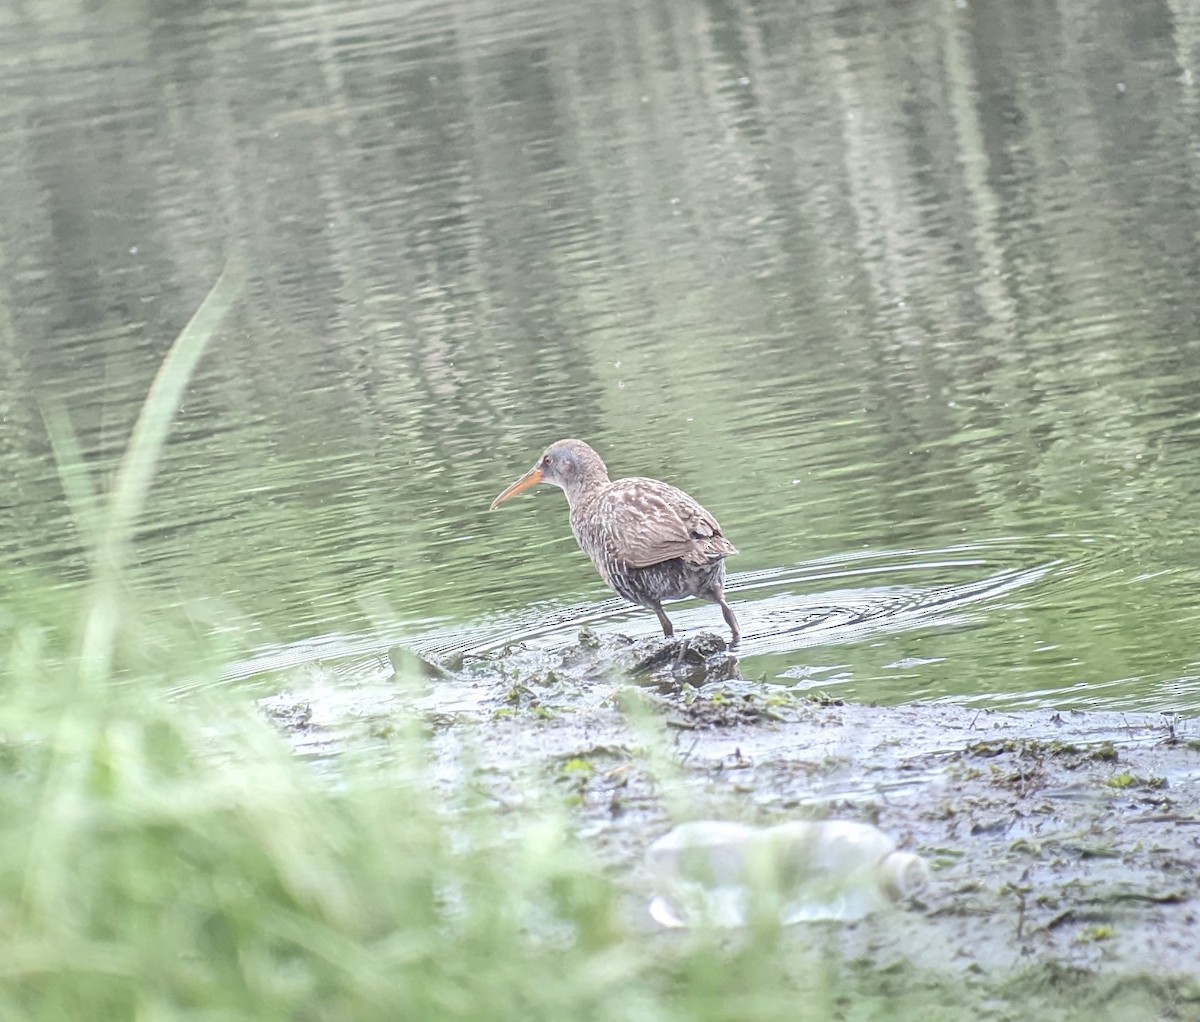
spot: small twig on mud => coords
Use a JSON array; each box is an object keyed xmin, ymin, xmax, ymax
[
  {"xmin": 677, "ymin": 735, "xmax": 701, "ymax": 766},
  {"xmin": 1155, "ymin": 714, "xmax": 1180, "ymax": 745},
  {"xmin": 469, "ymin": 784, "xmax": 517, "ymax": 811},
  {"xmin": 1044, "ymin": 909, "xmax": 1076, "ymax": 932},
  {"xmin": 969, "ymin": 710, "xmax": 981, "ymax": 730},
  {"xmin": 1014, "ymin": 885, "xmax": 1028, "ymax": 940},
  {"xmin": 600, "ymin": 763, "xmax": 635, "ymax": 788}
]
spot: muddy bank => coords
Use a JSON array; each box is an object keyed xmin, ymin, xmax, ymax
[{"xmin": 261, "ymin": 630, "xmax": 1200, "ymax": 1012}]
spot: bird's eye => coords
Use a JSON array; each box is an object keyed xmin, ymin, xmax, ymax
[{"xmin": 541, "ymin": 456, "xmax": 551, "ymax": 468}]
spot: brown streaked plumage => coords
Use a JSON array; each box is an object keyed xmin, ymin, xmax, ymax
[{"xmin": 490, "ymin": 439, "xmax": 740, "ymax": 645}]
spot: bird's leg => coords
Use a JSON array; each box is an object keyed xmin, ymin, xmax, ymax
[
  {"xmin": 717, "ymin": 596, "xmax": 740, "ymax": 648},
  {"xmin": 649, "ymin": 602, "xmax": 691, "ymax": 670}
]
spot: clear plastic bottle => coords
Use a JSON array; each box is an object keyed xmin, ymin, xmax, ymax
[{"xmin": 645, "ymin": 819, "xmax": 929, "ymax": 928}]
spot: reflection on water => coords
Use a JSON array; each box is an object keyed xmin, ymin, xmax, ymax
[{"xmin": 3, "ymin": 0, "xmax": 1200, "ymax": 711}]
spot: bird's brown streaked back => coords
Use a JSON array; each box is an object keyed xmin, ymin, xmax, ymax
[
  {"xmin": 489, "ymin": 439, "xmax": 741, "ymax": 645},
  {"xmin": 582, "ymin": 478, "xmax": 738, "ymax": 569}
]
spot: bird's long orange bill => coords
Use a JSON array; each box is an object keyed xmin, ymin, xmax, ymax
[{"xmin": 489, "ymin": 466, "xmax": 544, "ymax": 510}]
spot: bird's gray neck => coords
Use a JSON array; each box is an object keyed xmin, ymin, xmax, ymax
[{"xmin": 561, "ymin": 463, "xmax": 610, "ymax": 511}]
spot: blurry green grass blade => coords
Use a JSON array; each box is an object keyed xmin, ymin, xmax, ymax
[
  {"xmin": 100, "ymin": 258, "xmax": 245, "ymax": 570},
  {"xmin": 41, "ymin": 405, "xmax": 102, "ymax": 558},
  {"xmin": 78, "ymin": 259, "xmax": 244, "ymax": 686},
  {"xmin": 28, "ymin": 262, "xmax": 246, "ymax": 915}
]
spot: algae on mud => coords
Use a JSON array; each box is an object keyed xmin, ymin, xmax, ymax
[{"xmin": 264, "ymin": 627, "xmax": 1200, "ymax": 1015}]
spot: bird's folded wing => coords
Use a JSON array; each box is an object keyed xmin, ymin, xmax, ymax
[{"xmin": 595, "ymin": 479, "xmax": 737, "ymax": 568}]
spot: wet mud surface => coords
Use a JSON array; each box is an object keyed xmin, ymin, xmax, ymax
[{"xmin": 262, "ymin": 630, "xmax": 1200, "ymax": 1016}]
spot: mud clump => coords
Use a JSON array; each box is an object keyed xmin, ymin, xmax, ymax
[
  {"xmin": 265, "ymin": 630, "xmax": 1200, "ymax": 1012},
  {"xmin": 629, "ymin": 633, "xmax": 739, "ymax": 684}
]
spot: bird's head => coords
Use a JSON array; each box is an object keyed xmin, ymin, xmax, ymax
[{"xmin": 490, "ymin": 438, "xmax": 609, "ymax": 509}]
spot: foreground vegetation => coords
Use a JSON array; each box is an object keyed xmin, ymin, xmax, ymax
[{"xmin": 3, "ymin": 638, "xmax": 837, "ymax": 1020}]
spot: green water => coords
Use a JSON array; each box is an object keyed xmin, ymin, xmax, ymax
[{"xmin": 3, "ymin": 0, "xmax": 1200, "ymax": 712}]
